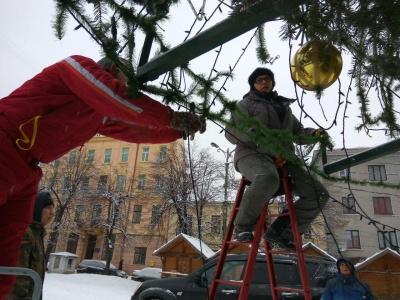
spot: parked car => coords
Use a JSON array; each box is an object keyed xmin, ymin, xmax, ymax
[
  {"xmin": 131, "ymin": 267, "xmax": 162, "ymax": 282},
  {"xmin": 77, "ymin": 259, "xmax": 128, "ymax": 279},
  {"xmin": 131, "ymin": 253, "xmax": 336, "ymax": 300}
]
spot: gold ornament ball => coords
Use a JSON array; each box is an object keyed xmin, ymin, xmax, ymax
[{"xmin": 291, "ymin": 40, "xmax": 343, "ymax": 91}]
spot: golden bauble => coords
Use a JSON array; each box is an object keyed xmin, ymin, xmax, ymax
[{"xmin": 291, "ymin": 40, "xmax": 343, "ymax": 91}]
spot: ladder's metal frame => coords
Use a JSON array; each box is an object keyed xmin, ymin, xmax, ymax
[
  {"xmin": 262, "ymin": 166, "xmax": 312, "ymax": 300},
  {"xmin": 208, "ymin": 165, "xmax": 311, "ymax": 300},
  {"xmin": 0, "ymin": 267, "xmax": 42, "ymax": 300}
]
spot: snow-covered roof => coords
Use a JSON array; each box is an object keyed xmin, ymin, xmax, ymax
[
  {"xmin": 355, "ymin": 248, "xmax": 400, "ymax": 270},
  {"xmin": 302, "ymin": 242, "xmax": 337, "ymax": 261},
  {"xmin": 50, "ymin": 252, "xmax": 79, "ymax": 258},
  {"xmin": 153, "ymin": 233, "xmax": 215, "ymax": 259}
]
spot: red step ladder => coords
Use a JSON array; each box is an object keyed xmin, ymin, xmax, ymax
[{"xmin": 208, "ymin": 162, "xmax": 311, "ymax": 300}]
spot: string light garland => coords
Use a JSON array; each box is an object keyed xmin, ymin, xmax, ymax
[{"xmin": 53, "ymin": 0, "xmax": 400, "ymax": 259}]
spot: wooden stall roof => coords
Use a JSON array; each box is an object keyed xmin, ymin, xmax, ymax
[
  {"xmin": 355, "ymin": 248, "xmax": 400, "ymax": 272},
  {"xmin": 153, "ymin": 233, "xmax": 215, "ymax": 260},
  {"xmin": 302, "ymin": 242, "xmax": 337, "ymax": 261}
]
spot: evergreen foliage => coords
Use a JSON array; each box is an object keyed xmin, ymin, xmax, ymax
[{"xmin": 52, "ymin": 0, "xmax": 399, "ymax": 164}]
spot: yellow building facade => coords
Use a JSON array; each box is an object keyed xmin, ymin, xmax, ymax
[
  {"xmin": 43, "ymin": 134, "xmax": 186, "ymax": 275},
  {"xmin": 42, "ymin": 135, "xmax": 328, "ymax": 276}
]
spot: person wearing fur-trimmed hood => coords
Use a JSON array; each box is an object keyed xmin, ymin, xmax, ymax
[{"xmin": 321, "ymin": 258, "xmax": 374, "ymax": 300}]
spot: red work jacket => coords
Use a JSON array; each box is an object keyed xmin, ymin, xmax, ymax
[{"xmin": 0, "ymin": 55, "xmax": 181, "ymax": 164}]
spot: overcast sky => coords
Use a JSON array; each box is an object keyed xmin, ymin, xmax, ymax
[{"xmin": 0, "ymin": 0, "xmax": 393, "ymax": 161}]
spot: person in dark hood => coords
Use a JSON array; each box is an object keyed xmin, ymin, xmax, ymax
[
  {"xmin": 225, "ymin": 67, "xmax": 330, "ymax": 249},
  {"xmin": 321, "ymin": 258, "xmax": 374, "ymax": 300},
  {"xmin": 7, "ymin": 191, "xmax": 55, "ymax": 300}
]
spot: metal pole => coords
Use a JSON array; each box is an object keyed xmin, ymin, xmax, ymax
[
  {"xmin": 222, "ymin": 149, "xmax": 229, "ymax": 237},
  {"xmin": 210, "ymin": 143, "xmax": 234, "ymax": 238},
  {"xmin": 137, "ymin": 0, "xmax": 310, "ymax": 82},
  {"xmin": 323, "ymin": 138, "xmax": 400, "ymax": 174}
]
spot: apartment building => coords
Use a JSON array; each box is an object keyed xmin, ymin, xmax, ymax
[
  {"xmin": 41, "ymin": 135, "xmax": 239, "ymax": 275},
  {"xmin": 40, "ymin": 135, "xmax": 184, "ymax": 273},
  {"xmin": 322, "ymin": 147, "xmax": 400, "ymax": 262}
]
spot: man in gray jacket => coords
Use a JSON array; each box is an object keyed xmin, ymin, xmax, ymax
[{"xmin": 225, "ymin": 67, "xmax": 329, "ymax": 249}]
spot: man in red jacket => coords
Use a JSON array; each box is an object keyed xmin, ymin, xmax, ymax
[{"xmin": 0, "ymin": 55, "xmax": 205, "ymax": 298}]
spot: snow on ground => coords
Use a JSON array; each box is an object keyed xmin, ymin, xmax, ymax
[{"xmin": 43, "ymin": 273, "xmax": 140, "ymax": 300}]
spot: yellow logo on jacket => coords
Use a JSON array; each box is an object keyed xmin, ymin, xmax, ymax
[{"xmin": 16, "ymin": 116, "xmax": 41, "ymax": 150}]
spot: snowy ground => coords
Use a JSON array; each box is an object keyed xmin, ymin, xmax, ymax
[{"xmin": 43, "ymin": 273, "xmax": 140, "ymax": 300}]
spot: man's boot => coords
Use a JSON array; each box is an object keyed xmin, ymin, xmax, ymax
[{"xmin": 264, "ymin": 214, "xmax": 295, "ymax": 250}]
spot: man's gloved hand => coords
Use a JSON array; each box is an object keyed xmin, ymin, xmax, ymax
[
  {"xmin": 313, "ymin": 127, "xmax": 326, "ymax": 136},
  {"xmin": 169, "ymin": 111, "xmax": 206, "ymax": 140}
]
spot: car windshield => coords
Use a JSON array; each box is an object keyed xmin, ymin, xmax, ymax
[{"xmin": 81, "ymin": 260, "xmax": 118, "ymax": 270}]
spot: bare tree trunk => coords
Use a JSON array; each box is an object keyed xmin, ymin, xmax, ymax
[{"xmin": 45, "ymin": 205, "xmax": 65, "ymax": 265}]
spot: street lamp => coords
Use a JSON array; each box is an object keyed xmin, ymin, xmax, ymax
[{"xmin": 211, "ymin": 142, "xmax": 234, "ymax": 237}]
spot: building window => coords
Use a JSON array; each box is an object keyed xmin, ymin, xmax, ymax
[
  {"xmin": 116, "ymin": 175, "xmax": 125, "ymax": 191},
  {"xmin": 342, "ymin": 196, "xmax": 356, "ymax": 214},
  {"xmin": 91, "ymin": 205, "xmax": 102, "ymax": 223},
  {"xmin": 211, "ymin": 216, "xmax": 221, "ymax": 234},
  {"xmin": 159, "ymin": 146, "xmax": 167, "ymax": 162},
  {"xmin": 303, "ymin": 227, "xmax": 312, "ymax": 239},
  {"xmin": 338, "ymin": 168, "xmax": 350, "ymax": 179},
  {"xmin": 87, "ymin": 149, "xmax": 95, "ymax": 164},
  {"xmin": 378, "ymin": 231, "xmax": 399, "ymax": 250},
  {"xmin": 104, "ymin": 148, "xmax": 112, "ymax": 164},
  {"xmin": 138, "ymin": 175, "xmax": 146, "ymax": 190},
  {"xmin": 346, "ymin": 230, "xmax": 361, "ymax": 249},
  {"xmin": 368, "ymin": 165, "xmax": 387, "ymax": 181},
  {"xmin": 155, "ymin": 174, "xmax": 165, "ymax": 189},
  {"xmin": 68, "ymin": 151, "xmax": 77, "ymax": 166},
  {"xmin": 373, "ymin": 197, "xmax": 393, "ymax": 215},
  {"xmin": 134, "ymin": 247, "xmax": 147, "ymax": 265},
  {"xmin": 98, "ymin": 175, "xmax": 108, "ymax": 189},
  {"xmin": 132, "ymin": 205, "xmax": 142, "ymax": 223},
  {"xmin": 75, "ymin": 205, "xmax": 84, "ymax": 222},
  {"xmin": 151, "ymin": 205, "xmax": 162, "ymax": 224},
  {"xmin": 81, "ymin": 176, "xmax": 90, "ymax": 191},
  {"xmin": 66, "ymin": 233, "xmax": 79, "ymax": 254},
  {"xmin": 63, "ymin": 177, "xmax": 71, "ymax": 191},
  {"xmin": 141, "ymin": 147, "xmax": 150, "ymax": 162},
  {"xmin": 121, "ymin": 147, "xmax": 129, "ymax": 163}
]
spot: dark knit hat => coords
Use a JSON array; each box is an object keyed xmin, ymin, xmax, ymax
[
  {"xmin": 33, "ymin": 192, "xmax": 54, "ymax": 222},
  {"xmin": 248, "ymin": 67, "xmax": 275, "ymax": 90},
  {"xmin": 336, "ymin": 258, "xmax": 355, "ymax": 274}
]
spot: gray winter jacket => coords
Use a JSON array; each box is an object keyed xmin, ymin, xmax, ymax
[{"xmin": 225, "ymin": 90, "xmax": 315, "ymax": 171}]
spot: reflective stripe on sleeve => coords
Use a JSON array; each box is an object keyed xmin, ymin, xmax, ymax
[{"xmin": 64, "ymin": 57, "xmax": 143, "ymax": 114}]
